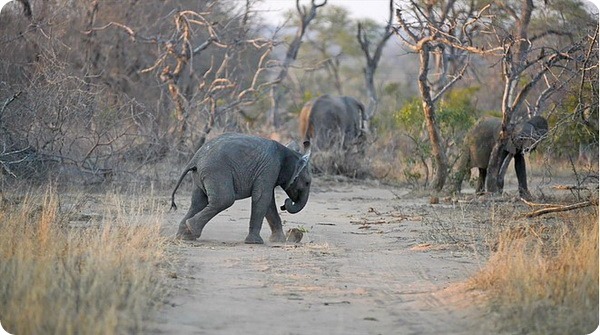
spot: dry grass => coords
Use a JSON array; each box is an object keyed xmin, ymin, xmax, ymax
[
  {"xmin": 469, "ymin": 209, "xmax": 599, "ymax": 334},
  {"xmin": 310, "ymin": 134, "xmax": 371, "ymax": 179},
  {"xmin": 0, "ymin": 187, "xmax": 170, "ymax": 335}
]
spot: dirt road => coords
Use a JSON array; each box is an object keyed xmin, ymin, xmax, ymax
[{"xmin": 149, "ymin": 178, "xmax": 485, "ymax": 334}]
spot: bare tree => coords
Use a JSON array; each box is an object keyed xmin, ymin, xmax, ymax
[
  {"xmin": 97, "ymin": 6, "xmax": 275, "ymax": 151},
  {"xmin": 301, "ymin": 5, "xmax": 354, "ymax": 96},
  {"xmin": 485, "ymin": 0, "xmax": 592, "ymax": 196},
  {"xmin": 395, "ymin": 1, "xmax": 493, "ymax": 191},
  {"xmin": 356, "ymin": 0, "xmax": 394, "ymax": 122},
  {"xmin": 267, "ymin": 0, "xmax": 326, "ymax": 128}
]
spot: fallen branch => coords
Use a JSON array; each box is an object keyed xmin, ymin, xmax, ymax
[
  {"xmin": 521, "ymin": 199, "xmax": 596, "ymax": 218},
  {"xmin": 350, "ymin": 219, "xmax": 387, "ymax": 225},
  {"xmin": 552, "ymin": 185, "xmax": 591, "ymax": 191},
  {"xmin": 520, "ymin": 198, "xmax": 563, "ymax": 207}
]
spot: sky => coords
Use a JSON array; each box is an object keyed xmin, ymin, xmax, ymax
[
  {"xmin": 0, "ymin": 0, "xmax": 392, "ymax": 24},
  {"xmin": 252, "ymin": 0, "xmax": 600, "ymax": 26},
  {"xmin": 253, "ymin": 0, "xmax": 394, "ymax": 25},
  {"xmin": 1, "ymin": 0, "xmax": 598, "ymax": 23}
]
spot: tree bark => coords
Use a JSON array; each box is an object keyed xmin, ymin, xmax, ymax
[
  {"xmin": 356, "ymin": 0, "xmax": 393, "ymax": 121},
  {"xmin": 486, "ymin": 0, "xmax": 534, "ymax": 193},
  {"xmin": 418, "ymin": 46, "xmax": 448, "ymax": 191}
]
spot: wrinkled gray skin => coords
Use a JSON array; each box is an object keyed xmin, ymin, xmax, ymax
[
  {"xmin": 299, "ymin": 94, "xmax": 367, "ymax": 149},
  {"xmin": 454, "ymin": 115, "xmax": 548, "ymax": 199},
  {"xmin": 171, "ymin": 133, "xmax": 312, "ymax": 244}
]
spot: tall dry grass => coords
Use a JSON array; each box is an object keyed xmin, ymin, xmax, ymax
[
  {"xmin": 0, "ymin": 187, "xmax": 170, "ymax": 335},
  {"xmin": 469, "ymin": 209, "xmax": 599, "ymax": 334},
  {"xmin": 309, "ymin": 133, "xmax": 372, "ymax": 179}
]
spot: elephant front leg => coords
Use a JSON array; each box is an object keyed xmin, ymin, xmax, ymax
[
  {"xmin": 244, "ymin": 189, "xmax": 272, "ymax": 244},
  {"xmin": 265, "ymin": 195, "xmax": 286, "ymax": 243},
  {"xmin": 514, "ymin": 153, "xmax": 532, "ymax": 200},
  {"xmin": 497, "ymin": 152, "xmax": 514, "ymax": 193}
]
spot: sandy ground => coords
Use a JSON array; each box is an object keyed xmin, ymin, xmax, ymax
[{"xmin": 148, "ymin": 178, "xmax": 490, "ymax": 334}]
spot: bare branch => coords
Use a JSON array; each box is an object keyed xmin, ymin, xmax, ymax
[
  {"xmin": 431, "ymin": 55, "xmax": 470, "ymax": 103},
  {"xmin": 1, "ymin": 91, "xmax": 22, "ymax": 114}
]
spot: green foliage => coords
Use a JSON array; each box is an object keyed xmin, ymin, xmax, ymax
[
  {"xmin": 547, "ymin": 82, "xmax": 599, "ymax": 158},
  {"xmin": 391, "ymin": 87, "xmax": 482, "ymax": 184},
  {"xmin": 486, "ymin": 110, "xmax": 503, "ymax": 118},
  {"xmin": 370, "ymin": 81, "xmax": 415, "ymax": 135},
  {"xmin": 437, "ymin": 86, "xmax": 479, "ymax": 135},
  {"xmin": 296, "ymin": 225, "xmax": 310, "ymax": 233},
  {"xmin": 394, "ymin": 86, "xmax": 479, "ymax": 136},
  {"xmin": 302, "ymin": 91, "xmax": 317, "ymax": 104},
  {"xmin": 394, "ymin": 97, "xmax": 424, "ymax": 132},
  {"xmin": 403, "ymin": 169, "xmax": 423, "ymax": 186}
]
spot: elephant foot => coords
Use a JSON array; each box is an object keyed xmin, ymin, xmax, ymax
[
  {"xmin": 179, "ymin": 220, "xmax": 201, "ymax": 240},
  {"xmin": 176, "ymin": 223, "xmax": 197, "ymax": 240},
  {"xmin": 269, "ymin": 231, "xmax": 286, "ymax": 243},
  {"xmin": 176, "ymin": 232, "xmax": 197, "ymax": 241},
  {"xmin": 519, "ymin": 190, "xmax": 533, "ymax": 201},
  {"xmin": 244, "ymin": 233, "xmax": 264, "ymax": 244}
]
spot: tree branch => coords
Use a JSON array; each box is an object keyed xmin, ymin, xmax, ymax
[{"xmin": 521, "ymin": 199, "xmax": 596, "ymax": 218}]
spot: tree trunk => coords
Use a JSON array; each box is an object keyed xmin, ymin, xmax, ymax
[
  {"xmin": 486, "ymin": 76, "xmax": 516, "ymax": 193},
  {"xmin": 356, "ymin": 0, "xmax": 393, "ymax": 121},
  {"xmin": 418, "ymin": 46, "xmax": 448, "ymax": 191},
  {"xmin": 268, "ymin": 36, "xmax": 301, "ymax": 127},
  {"xmin": 486, "ymin": 0, "xmax": 534, "ymax": 194},
  {"xmin": 363, "ymin": 64, "xmax": 378, "ymax": 120}
]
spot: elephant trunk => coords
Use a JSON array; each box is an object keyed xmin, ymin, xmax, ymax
[{"xmin": 282, "ymin": 190, "xmax": 309, "ymax": 214}]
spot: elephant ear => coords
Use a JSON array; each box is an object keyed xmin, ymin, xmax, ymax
[
  {"xmin": 287, "ymin": 141, "xmax": 311, "ymax": 189},
  {"xmin": 359, "ymin": 101, "xmax": 367, "ymax": 122},
  {"xmin": 286, "ymin": 140, "xmax": 302, "ymax": 153}
]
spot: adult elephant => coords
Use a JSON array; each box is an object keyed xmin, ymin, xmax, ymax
[
  {"xmin": 171, "ymin": 133, "xmax": 312, "ymax": 244},
  {"xmin": 298, "ymin": 95, "xmax": 367, "ymax": 150},
  {"xmin": 453, "ymin": 115, "xmax": 548, "ymax": 199}
]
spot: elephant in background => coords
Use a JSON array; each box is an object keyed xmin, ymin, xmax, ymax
[
  {"xmin": 299, "ymin": 95, "xmax": 367, "ymax": 150},
  {"xmin": 453, "ymin": 115, "xmax": 548, "ymax": 199},
  {"xmin": 171, "ymin": 133, "xmax": 312, "ymax": 244}
]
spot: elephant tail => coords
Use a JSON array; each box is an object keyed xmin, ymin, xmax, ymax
[{"xmin": 170, "ymin": 166, "xmax": 197, "ymax": 211}]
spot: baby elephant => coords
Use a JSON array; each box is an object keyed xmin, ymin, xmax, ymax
[
  {"xmin": 171, "ymin": 133, "xmax": 312, "ymax": 244},
  {"xmin": 454, "ymin": 115, "xmax": 548, "ymax": 199}
]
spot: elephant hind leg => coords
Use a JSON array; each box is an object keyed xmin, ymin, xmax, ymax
[
  {"xmin": 476, "ymin": 168, "xmax": 487, "ymax": 194},
  {"xmin": 186, "ymin": 182, "xmax": 235, "ymax": 239},
  {"xmin": 176, "ymin": 188, "xmax": 208, "ymax": 240}
]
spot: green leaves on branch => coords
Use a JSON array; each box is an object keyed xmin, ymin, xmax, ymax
[{"xmin": 395, "ymin": 86, "xmax": 479, "ymax": 136}]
